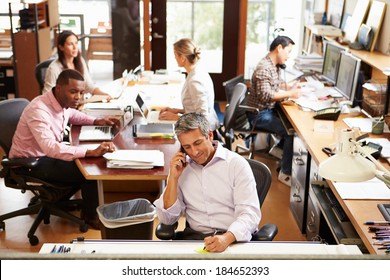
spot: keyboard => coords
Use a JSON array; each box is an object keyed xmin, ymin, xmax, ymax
[
  {"xmin": 79, "ymin": 126, "xmax": 113, "ymax": 141},
  {"xmin": 323, "ymin": 187, "xmax": 349, "ymax": 222}
]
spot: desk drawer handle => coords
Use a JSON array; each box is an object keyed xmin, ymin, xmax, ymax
[
  {"xmin": 307, "ymin": 222, "xmax": 316, "ymax": 233},
  {"xmin": 293, "ymin": 193, "xmax": 302, "ymax": 202},
  {"xmin": 294, "ymin": 157, "xmax": 304, "ymax": 165}
]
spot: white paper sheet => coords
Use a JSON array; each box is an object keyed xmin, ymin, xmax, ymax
[{"xmin": 333, "ymin": 177, "xmax": 390, "ymax": 199}]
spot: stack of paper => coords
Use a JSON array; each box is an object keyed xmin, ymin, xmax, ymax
[
  {"xmin": 103, "ymin": 150, "xmax": 164, "ymax": 169},
  {"xmin": 294, "ymin": 54, "xmax": 323, "ymax": 73}
]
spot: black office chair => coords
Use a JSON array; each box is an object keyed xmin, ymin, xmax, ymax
[
  {"xmin": 222, "ymin": 74, "xmax": 245, "ymax": 103},
  {"xmin": 34, "ymin": 58, "xmax": 55, "ymax": 93},
  {"xmin": 219, "ymin": 82, "xmax": 276, "ymax": 159},
  {"xmin": 155, "ymin": 158, "xmax": 278, "ymax": 241},
  {"xmin": 0, "ymin": 98, "xmax": 88, "ymax": 246}
]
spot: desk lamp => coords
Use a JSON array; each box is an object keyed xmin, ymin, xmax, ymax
[{"xmin": 318, "ymin": 128, "xmax": 390, "ymax": 188}]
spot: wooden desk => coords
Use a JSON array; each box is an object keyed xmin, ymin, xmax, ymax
[
  {"xmin": 281, "ymin": 104, "xmax": 390, "ymax": 255},
  {"xmin": 71, "ymin": 116, "xmax": 179, "ymax": 205}
]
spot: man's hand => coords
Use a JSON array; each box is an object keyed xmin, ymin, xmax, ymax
[
  {"xmin": 168, "ymin": 149, "xmax": 187, "ymax": 179},
  {"xmin": 85, "ymin": 141, "xmax": 115, "ymax": 157},
  {"xmin": 203, "ymin": 231, "xmax": 236, "ymax": 252},
  {"xmin": 94, "ymin": 117, "xmax": 120, "ymax": 128}
]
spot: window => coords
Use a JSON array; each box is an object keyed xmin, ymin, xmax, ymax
[{"xmin": 166, "ymin": 0, "xmax": 224, "ymax": 73}]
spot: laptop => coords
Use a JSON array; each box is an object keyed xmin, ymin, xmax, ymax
[
  {"xmin": 133, "ymin": 123, "xmax": 175, "ymax": 138},
  {"xmin": 82, "ymin": 69, "xmax": 132, "ymax": 104},
  {"xmin": 135, "ymin": 93, "xmax": 176, "ymax": 124},
  {"xmin": 79, "ymin": 126, "xmax": 114, "ymax": 141}
]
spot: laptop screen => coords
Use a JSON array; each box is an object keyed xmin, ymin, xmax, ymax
[{"xmin": 135, "ymin": 93, "xmax": 149, "ymax": 119}]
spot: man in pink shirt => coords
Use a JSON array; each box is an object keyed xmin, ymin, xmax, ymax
[{"xmin": 10, "ymin": 69, "xmax": 117, "ymax": 229}]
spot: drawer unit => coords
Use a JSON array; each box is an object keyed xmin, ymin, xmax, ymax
[
  {"xmin": 306, "ymin": 159, "xmax": 322, "ymax": 241},
  {"xmin": 290, "ymin": 134, "xmax": 311, "ymax": 233},
  {"xmin": 306, "ymin": 187, "xmax": 321, "ymax": 241}
]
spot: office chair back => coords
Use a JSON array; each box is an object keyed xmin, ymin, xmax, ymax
[
  {"xmin": 35, "ymin": 58, "xmax": 55, "ymax": 92},
  {"xmin": 0, "ymin": 98, "xmax": 29, "ymax": 154},
  {"xmin": 223, "ymin": 74, "xmax": 245, "ymax": 103},
  {"xmin": 246, "ymin": 158, "xmax": 272, "ymax": 206}
]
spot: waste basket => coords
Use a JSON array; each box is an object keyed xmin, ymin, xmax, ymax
[{"xmin": 97, "ymin": 198, "xmax": 156, "ymax": 239}]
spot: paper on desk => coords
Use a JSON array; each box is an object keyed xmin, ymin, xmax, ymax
[
  {"xmin": 343, "ymin": 118, "xmax": 390, "ymax": 133},
  {"xmin": 294, "ymin": 99, "xmax": 334, "ymax": 111},
  {"xmin": 103, "ymin": 150, "xmax": 164, "ymax": 169},
  {"xmin": 333, "ymin": 177, "xmax": 390, "ymax": 199}
]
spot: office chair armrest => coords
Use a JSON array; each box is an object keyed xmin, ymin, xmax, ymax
[
  {"xmin": 155, "ymin": 222, "xmax": 179, "ymax": 240},
  {"xmin": 251, "ymin": 223, "xmax": 278, "ymax": 241},
  {"xmin": 239, "ymin": 105, "xmax": 259, "ymax": 114},
  {"xmin": 1, "ymin": 157, "xmax": 39, "ymax": 169}
]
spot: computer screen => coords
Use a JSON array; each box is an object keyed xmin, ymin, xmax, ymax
[
  {"xmin": 335, "ymin": 51, "xmax": 361, "ymax": 101},
  {"xmin": 321, "ymin": 42, "xmax": 346, "ymax": 84}
]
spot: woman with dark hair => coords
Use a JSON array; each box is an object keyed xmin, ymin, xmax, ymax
[{"xmin": 43, "ymin": 30, "xmax": 110, "ymax": 98}]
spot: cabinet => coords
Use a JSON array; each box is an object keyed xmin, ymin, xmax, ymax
[
  {"xmin": 9, "ymin": 0, "xmax": 59, "ymax": 101},
  {"xmin": 289, "ymin": 135, "xmax": 311, "ymax": 233}
]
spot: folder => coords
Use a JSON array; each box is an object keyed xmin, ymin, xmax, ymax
[{"xmin": 103, "ymin": 150, "xmax": 164, "ymax": 169}]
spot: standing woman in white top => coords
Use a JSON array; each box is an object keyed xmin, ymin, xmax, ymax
[
  {"xmin": 43, "ymin": 30, "xmax": 110, "ymax": 98},
  {"xmin": 159, "ymin": 38, "xmax": 219, "ymax": 131}
]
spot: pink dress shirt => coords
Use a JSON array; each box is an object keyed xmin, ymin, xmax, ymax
[{"xmin": 10, "ymin": 91, "xmax": 95, "ymax": 161}]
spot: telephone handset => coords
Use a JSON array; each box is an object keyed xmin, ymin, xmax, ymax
[
  {"xmin": 180, "ymin": 146, "xmax": 187, "ymax": 167},
  {"xmin": 313, "ymin": 107, "xmax": 341, "ymax": 121}
]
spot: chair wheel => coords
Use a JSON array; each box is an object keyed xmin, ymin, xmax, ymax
[
  {"xmin": 79, "ymin": 223, "xmax": 88, "ymax": 233},
  {"xmin": 0, "ymin": 221, "xmax": 5, "ymax": 230},
  {"xmin": 29, "ymin": 235, "xmax": 39, "ymax": 246}
]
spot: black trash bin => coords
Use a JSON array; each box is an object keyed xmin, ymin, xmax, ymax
[{"xmin": 97, "ymin": 198, "xmax": 156, "ymax": 239}]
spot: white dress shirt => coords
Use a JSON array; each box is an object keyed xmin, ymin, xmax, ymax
[
  {"xmin": 181, "ymin": 65, "xmax": 219, "ymax": 130},
  {"xmin": 154, "ymin": 142, "xmax": 261, "ymax": 241}
]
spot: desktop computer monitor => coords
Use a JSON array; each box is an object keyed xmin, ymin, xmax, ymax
[
  {"xmin": 321, "ymin": 42, "xmax": 346, "ymax": 84},
  {"xmin": 335, "ymin": 51, "xmax": 361, "ymax": 102}
]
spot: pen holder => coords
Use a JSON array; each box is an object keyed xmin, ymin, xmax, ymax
[{"xmin": 371, "ymin": 117, "xmax": 384, "ymax": 134}]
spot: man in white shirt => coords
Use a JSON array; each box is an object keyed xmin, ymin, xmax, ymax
[{"xmin": 154, "ymin": 112, "xmax": 261, "ymax": 252}]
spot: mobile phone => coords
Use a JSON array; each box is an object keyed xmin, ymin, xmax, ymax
[{"xmin": 180, "ymin": 146, "xmax": 187, "ymax": 167}]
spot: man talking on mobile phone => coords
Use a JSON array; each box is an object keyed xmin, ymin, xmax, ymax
[{"xmin": 154, "ymin": 112, "xmax": 261, "ymax": 252}]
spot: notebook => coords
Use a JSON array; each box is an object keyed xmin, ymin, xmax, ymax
[
  {"xmin": 135, "ymin": 93, "xmax": 176, "ymax": 124},
  {"xmin": 79, "ymin": 125, "xmax": 113, "ymax": 141}
]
